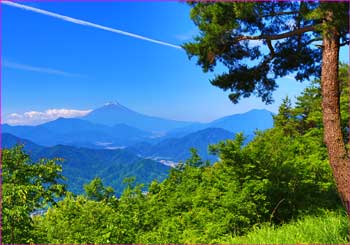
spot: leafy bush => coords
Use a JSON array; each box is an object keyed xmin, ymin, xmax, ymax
[
  {"xmin": 35, "ymin": 193, "xmax": 119, "ymax": 244},
  {"xmin": 2, "ymin": 146, "xmax": 66, "ymax": 244}
]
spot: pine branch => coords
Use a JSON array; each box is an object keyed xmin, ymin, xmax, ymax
[{"xmin": 235, "ymin": 25, "xmax": 316, "ymax": 42}]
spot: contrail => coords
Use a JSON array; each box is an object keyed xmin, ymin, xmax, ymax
[
  {"xmin": 3, "ymin": 60, "xmax": 85, "ymax": 77},
  {"xmin": 2, "ymin": 1, "xmax": 182, "ymax": 50}
]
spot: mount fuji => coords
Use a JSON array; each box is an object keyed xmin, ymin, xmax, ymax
[{"xmin": 82, "ymin": 101, "xmax": 193, "ymax": 132}]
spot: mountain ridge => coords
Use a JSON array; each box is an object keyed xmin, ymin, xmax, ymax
[
  {"xmin": 2, "ymin": 117, "xmax": 154, "ymax": 147},
  {"xmin": 2, "ymin": 133, "xmax": 170, "ymax": 195},
  {"xmin": 127, "ymin": 127, "xmax": 236, "ymax": 162},
  {"xmin": 3, "ymin": 104, "xmax": 274, "ymax": 150},
  {"xmin": 165, "ymin": 109, "xmax": 273, "ymax": 138}
]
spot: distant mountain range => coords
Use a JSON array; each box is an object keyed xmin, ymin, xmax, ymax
[
  {"xmin": 2, "ymin": 133, "xmax": 170, "ymax": 195},
  {"xmin": 165, "ymin": 109, "xmax": 273, "ymax": 138},
  {"xmin": 2, "ymin": 102, "xmax": 274, "ymax": 151},
  {"xmin": 2, "ymin": 117, "xmax": 153, "ymax": 148},
  {"xmin": 2, "ymin": 103, "xmax": 274, "ymax": 193}
]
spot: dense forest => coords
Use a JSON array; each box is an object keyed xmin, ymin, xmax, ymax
[{"xmin": 2, "ymin": 64, "xmax": 349, "ymax": 243}]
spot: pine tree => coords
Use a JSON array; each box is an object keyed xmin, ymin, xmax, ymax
[{"xmin": 183, "ymin": 1, "xmax": 350, "ymax": 215}]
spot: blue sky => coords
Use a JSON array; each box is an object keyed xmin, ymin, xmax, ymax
[{"xmin": 2, "ymin": 1, "xmax": 349, "ymax": 125}]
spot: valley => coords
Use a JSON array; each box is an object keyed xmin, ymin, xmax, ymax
[{"xmin": 2, "ymin": 102, "xmax": 273, "ymax": 194}]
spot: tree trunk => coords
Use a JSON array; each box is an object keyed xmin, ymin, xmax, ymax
[
  {"xmin": 11, "ymin": 220, "xmax": 14, "ymax": 244},
  {"xmin": 321, "ymin": 24, "xmax": 350, "ymax": 215}
]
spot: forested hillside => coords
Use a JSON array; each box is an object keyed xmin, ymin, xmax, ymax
[
  {"xmin": 2, "ymin": 65, "xmax": 348, "ymax": 243},
  {"xmin": 2, "ymin": 133, "xmax": 170, "ymax": 195}
]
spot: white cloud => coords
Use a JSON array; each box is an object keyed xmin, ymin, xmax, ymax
[
  {"xmin": 4, "ymin": 108, "xmax": 92, "ymax": 125},
  {"xmin": 3, "ymin": 60, "xmax": 85, "ymax": 77},
  {"xmin": 3, "ymin": 1, "xmax": 182, "ymax": 50}
]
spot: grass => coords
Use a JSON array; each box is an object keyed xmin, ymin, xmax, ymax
[{"xmin": 219, "ymin": 209, "xmax": 349, "ymax": 244}]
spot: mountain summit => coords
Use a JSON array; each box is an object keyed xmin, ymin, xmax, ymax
[
  {"xmin": 103, "ymin": 101, "xmax": 131, "ymax": 111},
  {"xmin": 104, "ymin": 101, "xmax": 120, "ymax": 106},
  {"xmin": 82, "ymin": 102, "xmax": 191, "ymax": 132}
]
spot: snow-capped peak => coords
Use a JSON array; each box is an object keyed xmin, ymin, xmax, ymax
[{"xmin": 104, "ymin": 101, "xmax": 120, "ymax": 107}]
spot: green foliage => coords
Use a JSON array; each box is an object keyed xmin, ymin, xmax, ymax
[
  {"xmin": 84, "ymin": 177, "xmax": 115, "ymax": 203},
  {"xmin": 220, "ymin": 209, "xmax": 349, "ymax": 244},
  {"xmin": 2, "ymin": 145, "xmax": 66, "ymax": 244},
  {"xmin": 339, "ymin": 63, "xmax": 349, "ymax": 143},
  {"xmin": 291, "ymin": 62, "xmax": 348, "ymax": 142},
  {"xmin": 36, "ymin": 179, "xmax": 150, "ymax": 244},
  {"xmin": 114, "ymin": 182, "xmax": 149, "ymax": 243},
  {"xmin": 18, "ymin": 64, "xmax": 350, "ymax": 243},
  {"xmin": 273, "ymin": 96, "xmax": 299, "ymax": 135},
  {"xmin": 136, "ymin": 143, "xmax": 269, "ymax": 243},
  {"xmin": 35, "ymin": 193, "xmax": 119, "ymax": 244},
  {"xmin": 245, "ymin": 127, "xmax": 340, "ymax": 222},
  {"xmin": 183, "ymin": 2, "xmax": 349, "ymax": 104}
]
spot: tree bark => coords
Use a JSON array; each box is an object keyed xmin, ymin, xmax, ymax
[
  {"xmin": 11, "ymin": 219, "xmax": 14, "ymax": 244},
  {"xmin": 321, "ymin": 24, "xmax": 350, "ymax": 215}
]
